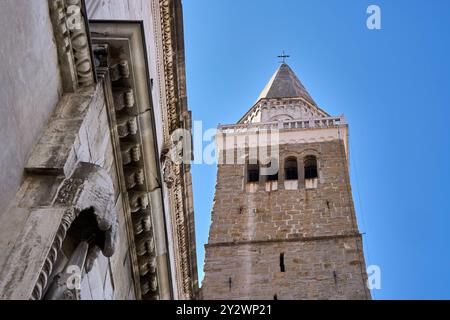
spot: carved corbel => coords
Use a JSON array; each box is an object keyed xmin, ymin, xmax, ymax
[
  {"xmin": 160, "ymin": 141, "xmax": 183, "ymax": 189},
  {"xmin": 109, "ymin": 60, "xmax": 130, "ymax": 81},
  {"xmin": 121, "ymin": 143, "xmax": 141, "ymax": 165},
  {"xmin": 117, "ymin": 116, "xmax": 138, "ymax": 138},
  {"xmin": 113, "ymin": 88, "xmax": 135, "ymax": 111}
]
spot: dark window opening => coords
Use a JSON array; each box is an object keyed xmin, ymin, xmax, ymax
[
  {"xmin": 304, "ymin": 155, "xmax": 318, "ymax": 179},
  {"xmin": 284, "ymin": 158, "xmax": 298, "ymax": 180},
  {"xmin": 274, "ymin": 294, "xmax": 278, "ymax": 300},
  {"xmin": 67, "ymin": 207, "xmax": 105, "ymax": 249},
  {"xmin": 247, "ymin": 163, "xmax": 259, "ymax": 183},
  {"xmin": 280, "ymin": 253, "xmax": 285, "ymax": 272}
]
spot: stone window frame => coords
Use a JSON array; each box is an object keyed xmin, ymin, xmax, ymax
[
  {"xmin": 276, "ymin": 149, "xmax": 321, "ymax": 189},
  {"xmin": 279, "ymin": 153, "xmax": 302, "ymax": 188},
  {"xmin": 241, "ymin": 148, "xmax": 323, "ymax": 190},
  {"xmin": 300, "ymin": 149, "xmax": 322, "ymax": 189}
]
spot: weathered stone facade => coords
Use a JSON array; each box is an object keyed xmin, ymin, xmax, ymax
[
  {"xmin": 0, "ymin": 85, "xmax": 133, "ymax": 300},
  {"xmin": 0, "ymin": 0, "xmax": 197, "ymax": 300},
  {"xmin": 202, "ymin": 64, "xmax": 371, "ymax": 300}
]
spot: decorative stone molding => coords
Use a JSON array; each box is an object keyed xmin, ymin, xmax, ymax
[
  {"xmin": 240, "ymin": 97, "xmax": 331, "ymax": 124},
  {"xmin": 31, "ymin": 207, "xmax": 77, "ymax": 300},
  {"xmin": 153, "ymin": 0, "xmax": 198, "ymax": 299},
  {"xmin": 90, "ymin": 22, "xmax": 165, "ymax": 300},
  {"xmin": 217, "ymin": 116, "xmax": 349, "ymax": 159},
  {"xmin": 48, "ymin": 0, "xmax": 94, "ymax": 92}
]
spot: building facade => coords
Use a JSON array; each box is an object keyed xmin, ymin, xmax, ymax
[
  {"xmin": 0, "ymin": 0, "xmax": 197, "ymax": 300},
  {"xmin": 202, "ymin": 63, "xmax": 371, "ymax": 300}
]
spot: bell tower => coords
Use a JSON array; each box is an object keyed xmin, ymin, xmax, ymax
[{"xmin": 202, "ymin": 63, "xmax": 371, "ymax": 300}]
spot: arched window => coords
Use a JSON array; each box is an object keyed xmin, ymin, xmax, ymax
[
  {"xmin": 304, "ymin": 155, "xmax": 318, "ymax": 179},
  {"xmin": 284, "ymin": 157, "xmax": 298, "ymax": 180},
  {"xmin": 247, "ymin": 163, "xmax": 260, "ymax": 183}
]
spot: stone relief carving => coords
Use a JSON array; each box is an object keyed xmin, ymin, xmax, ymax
[
  {"xmin": 31, "ymin": 163, "xmax": 117, "ymax": 300},
  {"xmin": 155, "ymin": 0, "xmax": 196, "ymax": 298},
  {"xmin": 160, "ymin": 140, "xmax": 184, "ymax": 189},
  {"xmin": 67, "ymin": 0, "xmax": 95, "ymax": 87},
  {"xmin": 92, "ymin": 32, "xmax": 160, "ymax": 299}
]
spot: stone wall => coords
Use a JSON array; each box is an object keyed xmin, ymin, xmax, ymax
[
  {"xmin": 203, "ymin": 238, "xmax": 367, "ymax": 300},
  {"xmin": 0, "ymin": 0, "xmax": 62, "ymax": 212},
  {"xmin": 202, "ymin": 140, "xmax": 371, "ymax": 300}
]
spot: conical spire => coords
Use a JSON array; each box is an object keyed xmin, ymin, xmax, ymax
[
  {"xmin": 256, "ymin": 63, "xmax": 316, "ymax": 106},
  {"xmin": 238, "ymin": 63, "xmax": 328, "ymax": 124}
]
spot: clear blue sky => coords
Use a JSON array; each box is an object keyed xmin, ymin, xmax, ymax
[{"xmin": 183, "ymin": 0, "xmax": 450, "ymax": 299}]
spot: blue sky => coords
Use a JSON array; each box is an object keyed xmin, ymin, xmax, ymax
[{"xmin": 183, "ymin": 0, "xmax": 450, "ymax": 299}]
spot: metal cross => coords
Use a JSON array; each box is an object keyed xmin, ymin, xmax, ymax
[{"xmin": 278, "ymin": 50, "xmax": 290, "ymax": 63}]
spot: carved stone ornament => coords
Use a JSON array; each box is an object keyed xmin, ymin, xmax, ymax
[
  {"xmin": 154, "ymin": 0, "xmax": 197, "ymax": 298},
  {"xmin": 31, "ymin": 162, "xmax": 118, "ymax": 300},
  {"xmin": 49, "ymin": 0, "xmax": 94, "ymax": 92}
]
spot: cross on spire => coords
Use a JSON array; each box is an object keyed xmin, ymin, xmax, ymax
[{"xmin": 277, "ymin": 50, "xmax": 290, "ymax": 64}]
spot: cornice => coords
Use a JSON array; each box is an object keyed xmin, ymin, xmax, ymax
[
  {"xmin": 90, "ymin": 24, "xmax": 161, "ymax": 299},
  {"xmin": 205, "ymin": 232, "xmax": 363, "ymax": 248},
  {"xmin": 154, "ymin": 0, "xmax": 198, "ymax": 299}
]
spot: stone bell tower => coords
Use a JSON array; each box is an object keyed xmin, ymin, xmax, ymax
[{"xmin": 202, "ymin": 63, "xmax": 371, "ymax": 300}]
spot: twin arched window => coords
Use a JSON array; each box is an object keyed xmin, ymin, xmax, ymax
[
  {"xmin": 246, "ymin": 155, "xmax": 318, "ymax": 183},
  {"xmin": 283, "ymin": 155, "xmax": 318, "ymax": 181}
]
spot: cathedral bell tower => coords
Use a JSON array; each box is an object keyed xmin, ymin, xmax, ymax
[{"xmin": 202, "ymin": 63, "xmax": 371, "ymax": 300}]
